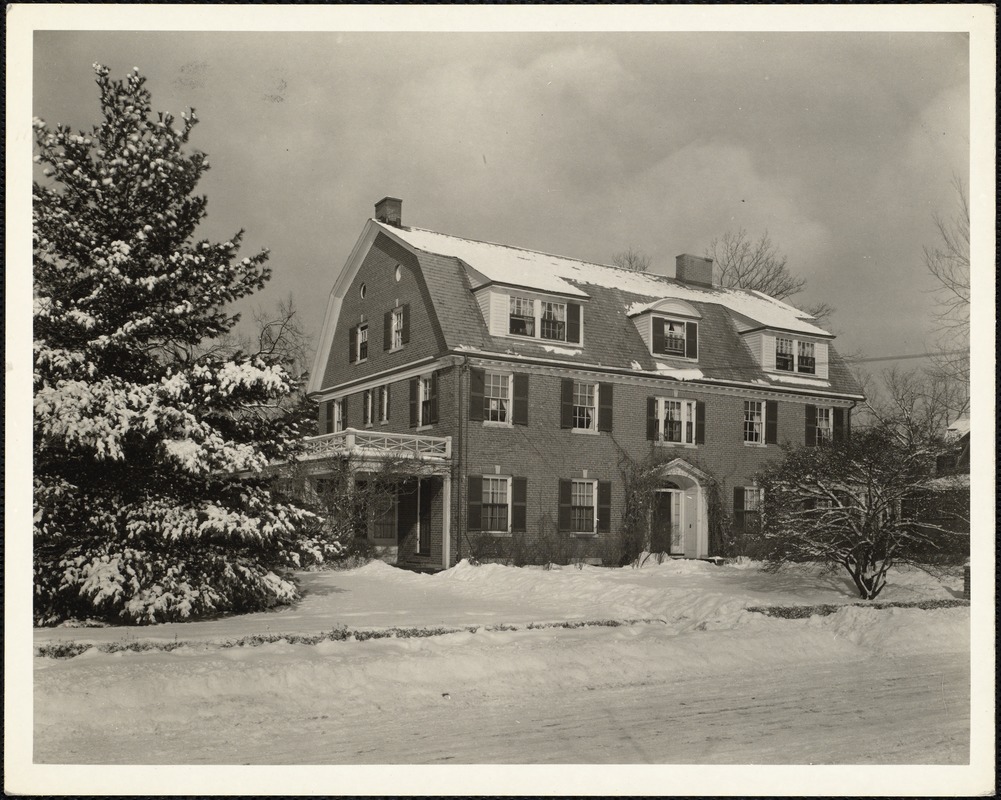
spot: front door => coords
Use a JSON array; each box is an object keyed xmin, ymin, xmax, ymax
[{"xmin": 651, "ymin": 490, "xmax": 683, "ymax": 555}]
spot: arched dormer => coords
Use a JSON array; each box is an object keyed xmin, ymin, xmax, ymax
[{"xmin": 627, "ymin": 298, "xmax": 702, "ymax": 361}]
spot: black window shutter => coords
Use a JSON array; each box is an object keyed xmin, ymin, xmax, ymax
[
  {"xmin": 597, "ymin": 481, "xmax": 612, "ymax": 532},
  {"xmin": 685, "ymin": 321, "xmax": 698, "ymax": 359},
  {"xmin": 511, "ymin": 477, "xmax": 528, "ymax": 532},
  {"xmin": 560, "ymin": 378, "xmax": 574, "ymax": 429},
  {"xmin": 469, "ymin": 368, "xmax": 485, "ymax": 421},
  {"xmin": 805, "ymin": 405, "xmax": 818, "ymax": 446},
  {"xmin": 429, "ymin": 371, "xmax": 439, "ymax": 424},
  {"xmin": 695, "ymin": 400, "xmax": 706, "ymax": 444},
  {"xmin": 833, "ymin": 408, "xmax": 846, "ymax": 442},
  {"xmin": 566, "ymin": 303, "xmax": 581, "ymax": 343},
  {"xmin": 598, "ymin": 383, "xmax": 613, "ymax": 432},
  {"xmin": 467, "ymin": 475, "xmax": 483, "ymax": 532},
  {"xmin": 319, "ymin": 400, "xmax": 329, "ymax": 435},
  {"xmin": 512, "ymin": 373, "xmax": 529, "ymax": 426},
  {"xmin": 401, "ymin": 304, "xmax": 411, "ymax": 344},
  {"xmin": 646, "ymin": 397, "xmax": 659, "ymax": 441},
  {"xmin": 765, "ymin": 401, "xmax": 778, "ymax": 444},
  {"xmin": 558, "ymin": 479, "xmax": 573, "ymax": 532},
  {"xmin": 409, "ymin": 378, "xmax": 419, "ymax": 427},
  {"xmin": 733, "ymin": 486, "xmax": 746, "ymax": 531},
  {"xmin": 348, "ymin": 325, "xmax": 357, "ymax": 363},
  {"xmin": 652, "ymin": 317, "xmax": 666, "ymax": 354},
  {"xmin": 383, "ymin": 311, "xmax": 392, "ymax": 350}
]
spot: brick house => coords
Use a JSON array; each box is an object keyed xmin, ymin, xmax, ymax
[{"xmin": 304, "ymin": 198, "xmax": 864, "ymax": 570}]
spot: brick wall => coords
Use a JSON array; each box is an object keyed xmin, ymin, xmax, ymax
[{"xmin": 320, "ymin": 232, "xmax": 446, "ymax": 392}]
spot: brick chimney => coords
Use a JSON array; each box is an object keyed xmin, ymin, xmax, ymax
[
  {"xmin": 374, "ymin": 196, "xmax": 403, "ymax": 227},
  {"xmin": 675, "ymin": 254, "xmax": 714, "ymax": 288}
]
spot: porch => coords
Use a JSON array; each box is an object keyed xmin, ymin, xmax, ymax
[{"xmin": 302, "ymin": 429, "xmax": 454, "ymax": 570}]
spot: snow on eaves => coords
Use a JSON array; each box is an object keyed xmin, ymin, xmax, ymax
[
  {"xmin": 764, "ymin": 373, "xmax": 832, "ymax": 388},
  {"xmin": 381, "ymin": 222, "xmax": 831, "ymax": 337}
]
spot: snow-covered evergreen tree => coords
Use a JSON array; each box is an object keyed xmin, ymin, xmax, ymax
[{"xmin": 33, "ymin": 64, "xmax": 338, "ymax": 625}]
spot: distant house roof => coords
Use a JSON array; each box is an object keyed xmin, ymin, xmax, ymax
[
  {"xmin": 386, "ymin": 223, "xmax": 831, "ymax": 337},
  {"xmin": 947, "ymin": 415, "xmax": 971, "ymax": 437}
]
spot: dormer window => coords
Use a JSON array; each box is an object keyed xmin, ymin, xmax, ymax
[
  {"xmin": 776, "ymin": 336, "xmax": 816, "ymax": 374},
  {"xmin": 653, "ymin": 317, "xmax": 698, "ymax": 360},
  {"xmin": 509, "ymin": 296, "xmax": 535, "ymax": 336}
]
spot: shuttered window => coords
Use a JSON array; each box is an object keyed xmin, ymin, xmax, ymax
[
  {"xmin": 652, "ymin": 317, "xmax": 698, "ymax": 359},
  {"xmin": 743, "ymin": 401, "xmax": 764, "ymax": 444}
]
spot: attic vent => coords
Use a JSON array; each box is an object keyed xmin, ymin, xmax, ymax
[{"xmin": 375, "ymin": 196, "xmax": 402, "ymax": 227}]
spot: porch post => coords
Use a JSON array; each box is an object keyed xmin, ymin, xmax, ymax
[{"xmin": 442, "ymin": 473, "xmax": 451, "ymax": 568}]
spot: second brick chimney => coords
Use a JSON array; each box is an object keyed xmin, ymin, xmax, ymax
[
  {"xmin": 675, "ymin": 254, "xmax": 714, "ymax": 288},
  {"xmin": 374, "ymin": 196, "xmax": 403, "ymax": 227}
]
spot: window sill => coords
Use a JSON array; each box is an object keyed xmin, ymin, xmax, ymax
[
  {"xmin": 571, "ymin": 532, "xmax": 598, "ymax": 538},
  {"xmin": 504, "ymin": 332, "xmax": 582, "ymax": 349},
  {"xmin": 387, "ymin": 346, "xmax": 404, "ymax": 354},
  {"xmin": 655, "ymin": 441, "xmax": 697, "ymax": 449},
  {"xmin": 651, "ymin": 353, "xmax": 698, "ymax": 363},
  {"xmin": 743, "ymin": 441, "xmax": 768, "ymax": 448},
  {"xmin": 379, "ymin": 420, "xmax": 390, "ymax": 426},
  {"xmin": 363, "ymin": 423, "xmax": 374, "ymax": 429},
  {"xmin": 482, "ymin": 420, "xmax": 513, "ymax": 429},
  {"xmin": 356, "ymin": 358, "xmax": 368, "ymax": 365},
  {"xmin": 481, "ymin": 531, "xmax": 513, "ymax": 538},
  {"xmin": 415, "ymin": 424, "xmax": 435, "ymax": 432},
  {"xmin": 571, "ymin": 427, "xmax": 599, "ymax": 436}
]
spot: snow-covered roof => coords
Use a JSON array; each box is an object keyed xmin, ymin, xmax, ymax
[
  {"xmin": 382, "ymin": 222, "xmax": 831, "ymax": 337},
  {"xmin": 946, "ymin": 415, "xmax": 970, "ymax": 436}
]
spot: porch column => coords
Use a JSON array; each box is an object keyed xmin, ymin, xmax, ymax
[{"xmin": 441, "ymin": 473, "xmax": 452, "ymax": 568}]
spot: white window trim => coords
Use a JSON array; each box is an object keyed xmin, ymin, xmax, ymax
[
  {"xmin": 415, "ymin": 373, "xmax": 434, "ymax": 429},
  {"xmin": 356, "ymin": 324, "xmax": 369, "ymax": 363},
  {"xmin": 504, "ymin": 291, "xmax": 584, "ymax": 348},
  {"xmin": 772, "ymin": 335, "xmax": 817, "ymax": 375},
  {"xmin": 482, "ymin": 371, "xmax": 514, "ymax": 428},
  {"xmin": 362, "ymin": 389, "xmax": 374, "ymax": 428},
  {"xmin": 815, "ymin": 406, "xmax": 833, "ymax": 444},
  {"xmin": 378, "ymin": 385, "xmax": 390, "ymax": 425},
  {"xmin": 481, "ymin": 475, "xmax": 513, "ymax": 535},
  {"xmin": 651, "ymin": 315, "xmax": 698, "ymax": 361},
  {"xmin": 389, "ymin": 306, "xmax": 405, "ymax": 352},
  {"xmin": 332, "ymin": 399, "xmax": 345, "ymax": 433},
  {"xmin": 571, "ymin": 380, "xmax": 599, "ymax": 434},
  {"xmin": 654, "ymin": 397, "xmax": 698, "ymax": 447},
  {"xmin": 743, "ymin": 399, "xmax": 767, "ymax": 447},
  {"xmin": 570, "ymin": 478, "xmax": 598, "ymax": 537}
]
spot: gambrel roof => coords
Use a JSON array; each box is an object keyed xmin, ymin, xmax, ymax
[{"xmin": 309, "ymin": 218, "xmax": 863, "ymax": 400}]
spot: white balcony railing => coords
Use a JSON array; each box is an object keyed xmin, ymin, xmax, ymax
[{"xmin": 303, "ymin": 428, "xmax": 452, "ymax": 462}]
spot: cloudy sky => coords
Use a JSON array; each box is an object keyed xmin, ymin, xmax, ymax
[{"xmin": 32, "ymin": 27, "xmax": 971, "ymax": 376}]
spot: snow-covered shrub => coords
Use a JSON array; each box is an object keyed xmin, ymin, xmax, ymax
[{"xmin": 32, "ymin": 65, "xmax": 340, "ymax": 625}]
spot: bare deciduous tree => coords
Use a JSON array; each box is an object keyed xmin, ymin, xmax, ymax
[
  {"xmin": 861, "ymin": 366, "xmax": 968, "ymax": 449},
  {"xmin": 611, "ymin": 246, "xmax": 652, "ymax": 272},
  {"xmin": 924, "ymin": 176, "xmax": 970, "ymax": 402},
  {"xmin": 706, "ymin": 228, "xmax": 833, "ymax": 326}
]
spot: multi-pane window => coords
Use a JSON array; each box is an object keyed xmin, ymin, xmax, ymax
[
  {"xmin": 371, "ymin": 494, "xmax": 397, "ymax": 540},
  {"xmin": 659, "ymin": 399, "xmax": 697, "ymax": 444},
  {"xmin": 744, "ymin": 487, "xmax": 764, "ymax": 531},
  {"xmin": 482, "ymin": 477, "xmax": 510, "ymax": 532},
  {"xmin": 391, "ymin": 308, "xmax": 404, "ymax": 349},
  {"xmin": 744, "ymin": 400, "xmax": 764, "ymax": 444},
  {"xmin": 378, "ymin": 385, "xmax": 389, "ymax": 423},
  {"xmin": 776, "ymin": 337, "xmax": 794, "ymax": 371},
  {"xmin": 357, "ymin": 325, "xmax": 369, "ymax": 362},
  {"xmin": 571, "ymin": 480, "xmax": 596, "ymax": 533},
  {"xmin": 420, "ymin": 375, "xmax": 433, "ymax": 425},
  {"xmin": 797, "ymin": 341, "xmax": 816, "ymax": 374},
  {"xmin": 572, "ymin": 381, "xmax": 596, "ymax": 431},
  {"xmin": 775, "ymin": 337, "xmax": 817, "ymax": 374},
  {"xmin": 540, "ymin": 301, "xmax": 566, "ymax": 341},
  {"xmin": 362, "ymin": 389, "xmax": 373, "ymax": 426},
  {"xmin": 816, "ymin": 407, "xmax": 832, "ymax": 444},
  {"xmin": 509, "ymin": 296, "xmax": 535, "ymax": 336},
  {"xmin": 484, "ymin": 372, "xmax": 510, "ymax": 422},
  {"xmin": 663, "ymin": 320, "xmax": 687, "ymax": 356}
]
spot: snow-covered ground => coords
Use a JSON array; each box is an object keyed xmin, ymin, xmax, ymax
[{"xmin": 33, "ymin": 559, "xmax": 971, "ymax": 772}]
